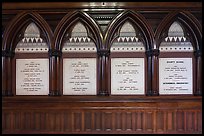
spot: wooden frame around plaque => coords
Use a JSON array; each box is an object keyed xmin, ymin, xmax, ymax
[
  {"xmin": 13, "ymin": 53, "xmax": 50, "ymax": 95},
  {"xmin": 15, "ymin": 58, "xmax": 49, "ymax": 95},
  {"xmin": 63, "ymin": 58, "xmax": 97, "ymax": 95},
  {"xmin": 158, "ymin": 21, "xmax": 196, "ymax": 95},
  {"xmin": 159, "ymin": 57, "xmax": 193, "ymax": 94},
  {"xmin": 60, "ymin": 20, "xmax": 100, "ymax": 95},
  {"xmin": 12, "ymin": 21, "xmax": 50, "ymax": 96},
  {"xmin": 158, "ymin": 53, "xmax": 196, "ymax": 95},
  {"xmin": 111, "ymin": 57, "xmax": 145, "ymax": 95},
  {"xmin": 109, "ymin": 21, "xmax": 148, "ymax": 95}
]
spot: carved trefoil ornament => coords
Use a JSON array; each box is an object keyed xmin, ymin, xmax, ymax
[
  {"xmin": 159, "ymin": 21, "xmax": 193, "ymax": 52},
  {"xmin": 15, "ymin": 22, "xmax": 48, "ymax": 53},
  {"xmin": 62, "ymin": 22, "xmax": 96, "ymax": 52},
  {"xmin": 111, "ymin": 21, "xmax": 145, "ymax": 52}
]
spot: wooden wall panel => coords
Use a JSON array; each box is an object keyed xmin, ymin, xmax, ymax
[
  {"xmin": 73, "ymin": 112, "xmax": 82, "ymax": 131},
  {"xmin": 2, "ymin": 96, "xmax": 202, "ymax": 134},
  {"xmin": 2, "ymin": 2, "xmax": 202, "ymax": 134},
  {"xmin": 167, "ymin": 111, "xmax": 174, "ymax": 132},
  {"xmin": 197, "ymin": 111, "xmax": 202, "ymax": 132},
  {"xmin": 104, "ymin": 112, "xmax": 112, "ymax": 131},
  {"xmin": 156, "ymin": 111, "xmax": 164, "ymax": 132},
  {"xmin": 2, "ymin": 109, "xmax": 202, "ymax": 134},
  {"xmin": 115, "ymin": 112, "xmax": 122, "ymax": 131},
  {"xmin": 94, "ymin": 112, "xmax": 102, "ymax": 131},
  {"xmin": 84, "ymin": 112, "xmax": 92, "ymax": 131},
  {"xmin": 64, "ymin": 112, "xmax": 72, "ymax": 132}
]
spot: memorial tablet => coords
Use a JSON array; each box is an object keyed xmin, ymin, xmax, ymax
[
  {"xmin": 159, "ymin": 58, "xmax": 192, "ymax": 94},
  {"xmin": 63, "ymin": 58, "xmax": 96, "ymax": 95},
  {"xmin": 111, "ymin": 58, "xmax": 145, "ymax": 95},
  {"xmin": 62, "ymin": 22, "xmax": 97, "ymax": 95},
  {"xmin": 15, "ymin": 22, "xmax": 49, "ymax": 95},
  {"xmin": 159, "ymin": 21, "xmax": 194, "ymax": 95},
  {"xmin": 16, "ymin": 59, "xmax": 49, "ymax": 95},
  {"xmin": 110, "ymin": 21, "xmax": 146, "ymax": 95}
]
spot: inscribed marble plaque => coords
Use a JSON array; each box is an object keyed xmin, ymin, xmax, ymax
[
  {"xmin": 111, "ymin": 58, "xmax": 145, "ymax": 95},
  {"xmin": 63, "ymin": 58, "xmax": 96, "ymax": 95},
  {"xmin": 16, "ymin": 59, "xmax": 49, "ymax": 95},
  {"xmin": 159, "ymin": 58, "xmax": 192, "ymax": 94}
]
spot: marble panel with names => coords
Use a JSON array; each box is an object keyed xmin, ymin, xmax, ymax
[
  {"xmin": 111, "ymin": 58, "xmax": 145, "ymax": 95},
  {"xmin": 63, "ymin": 58, "xmax": 96, "ymax": 95},
  {"xmin": 159, "ymin": 58, "xmax": 193, "ymax": 94},
  {"xmin": 16, "ymin": 59, "xmax": 49, "ymax": 95}
]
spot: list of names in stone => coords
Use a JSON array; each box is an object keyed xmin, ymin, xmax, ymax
[
  {"xmin": 111, "ymin": 58, "xmax": 145, "ymax": 95},
  {"xmin": 63, "ymin": 58, "xmax": 96, "ymax": 95},
  {"xmin": 159, "ymin": 58, "xmax": 192, "ymax": 94},
  {"xmin": 16, "ymin": 59, "xmax": 49, "ymax": 95}
]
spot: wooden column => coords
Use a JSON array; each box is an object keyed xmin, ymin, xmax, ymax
[
  {"xmin": 97, "ymin": 53, "xmax": 102, "ymax": 95},
  {"xmin": 97, "ymin": 49, "xmax": 110, "ymax": 96},
  {"xmin": 2, "ymin": 52, "xmax": 7, "ymax": 96},
  {"xmin": 194, "ymin": 50, "xmax": 202, "ymax": 96},
  {"xmin": 2, "ymin": 50, "xmax": 14, "ymax": 96},
  {"xmin": 48, "ymin": 49, "xmax": 61, "ymax": 96},
  {"xmin": 145, "ymin": 49, "xmax": 152, "ymax": 96},
  {"xmin": 151, "ymin": 49, "xmax": 160, "ymax": 96}
]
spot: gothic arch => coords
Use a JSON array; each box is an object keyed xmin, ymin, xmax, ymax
[
  {"xmin": 54, "ymin": 11, "xmax": 103, "ymax": 50},
  {"xmin": 2, "ymin": 11, "xmax": 53, "ymax": 51},
  {"xmin": 155, "ymin": 11, "xmax": 202, "ymax": 95},
  {"xmin": 155, "ymin": 11, "xmax": 202, "ymax": 51},
  {"xmin": 104, "ymin": 10, "xmax": 154, "ymax": 51}
]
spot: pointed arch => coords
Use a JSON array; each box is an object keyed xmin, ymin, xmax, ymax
[
  {"xmin": 2, "ymin": 11, "xmax": 53, "ymax": 51},
  {"xmin": 104, "ymin": 10, "xmax": 154, "ymax": 50},
  {"xmin": 71, "ymin": 22, "xmax": 88, "ymax": 37},
  {"xmin": 24, "ymin": 22, "xmax": 40, "ymax": 38},
  {"xmin": 168, "ymin": 21, "xmax": 184, "ymax": 37},
  {"xmin": 119, "ymin": 21, "xmax": 136, "ymax": 37},
  {"xmin": 155, "ymin": 11, "xmax": 202, "ymax": 51},
  {"xmin": 54, "ymin": 11, "xmax": 103, "ymax": 50}
]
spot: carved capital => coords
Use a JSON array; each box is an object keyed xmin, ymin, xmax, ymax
[
  {"xmin": 194, "ymin": 50, "xmax": 202, "ymax": 57},
  {"xmin": 2, "ymin": 50, "xmax": 15, "ymax": 57},
  {"xmin": 152, "ymin": 49, "xmax": 160, "ymax": 56},
  {"xmin": 145, "ymin": 50, "xmax": 152, "ymax": 57},
  {"xmin": 49, "ymin": 49, "xmax": 62, "ymax": 57},
  {"xmin": 145, "ymin": 49, "xmax": 159, "ymax": 57},
  {"xmin": 97, "ymin": 49, "xmax": 110, "ymax": 57}
]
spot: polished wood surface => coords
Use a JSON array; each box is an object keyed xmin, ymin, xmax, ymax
[
  {"xmin": 2, "ymin": 2, "xmax": 202, "ymax": 134},
  {"xmin": 2, "ymin": 96, "xmax": 202, "ymax": 134},
  {"xmin": 2, "ymin": 2, "xmax": 202, "ymax": 10}
]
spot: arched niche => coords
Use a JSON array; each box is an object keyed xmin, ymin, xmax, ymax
[
  {"xmin": 2, "ymin": 12, "xmax": 53, "ymax": 96},
  {"xmin": 54, "ymin": 11, "xmax": 102, "ymax": 95},
  {"xmin": 155, "ymin": 11, "xmax": 202, "ymax": 95},
  {"xmin": 54, "ymin": 11, "xmax": 102, "ymax": 50},
  {"xmin": 106, "ymin": 10, "xmax": 154, "ymax": 95},
  {"xmin": 105, "ymin": 10, "xmax": 154, "ymax": 51},
  {"xmin": 2, "ymin": 12, "xmax": 53, "ymax": 51}
]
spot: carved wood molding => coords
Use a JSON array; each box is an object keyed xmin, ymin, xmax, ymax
[
  {"xmin": 54, "ymin": 11, "xmax": 102, "ymax": 50},
  {"xmin": 2, "ymin": 11, "xmax": 53, "ymax": 51}
]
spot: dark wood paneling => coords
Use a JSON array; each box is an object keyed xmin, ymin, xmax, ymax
[
  {"xmin": 2, "ymin": 2, "xmax": 202, "ymax": 134},
  {"xmin": 2, "ymin": 96, "xmax": 202, "ymax": 134},
  {"xmin": 2, "ymin": 2, "xmax": 202, "ymax": 10}
]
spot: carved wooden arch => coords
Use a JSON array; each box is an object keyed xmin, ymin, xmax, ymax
[
  {"xmin": 104, "ymin": 10, "xmax": 154, "ymax": 51},
  {"xmin": 54, "ymin": 11, "xmax": 103, "ymax": 51},
  {"xmin": 155, "ymin": 11, "xmax": 202, "ymax": 96},
  {"xmin": 155, "ymin": 11, "xmax": 202, "ymax": 51},
  {"xmin": 2, "ymin": 11, "xmax": 53, "ymax": 51}
]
